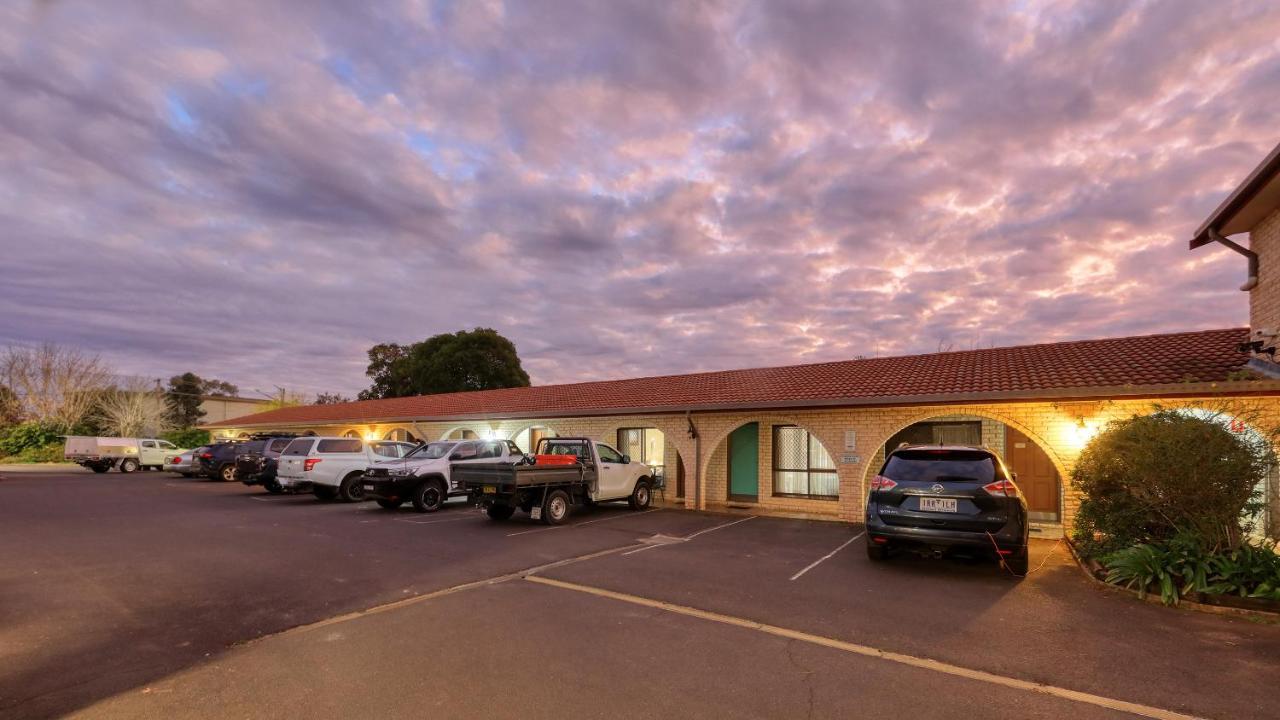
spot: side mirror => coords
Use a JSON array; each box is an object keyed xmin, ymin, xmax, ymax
[{"xmin": 621, "ymin": 455, "xmax": 631, "ymax": 465}]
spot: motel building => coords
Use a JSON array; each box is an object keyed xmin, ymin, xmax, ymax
[{"xmin": 206, "ymin": 142, "xmax": 1280, "ymax": 540}]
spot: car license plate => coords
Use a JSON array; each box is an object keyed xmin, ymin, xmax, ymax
[
  {"xmin": 919, "ymin": 497, "xmax": 957, "ymax": 512},
  {"xmin": 482, "ymin": 485, "xmax": 496, "ymax": 494}
]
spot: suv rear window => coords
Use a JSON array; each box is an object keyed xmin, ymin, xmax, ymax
[
  {"xmin": 268, "ymin": 438, "xmax": 292, "ymax": 452},
  {"xmin": 317, "ymin": 438, "xmax": 363, "ymax": 454},
  {"xmin": 881, "ymin": 450, "xmax": 998, "ymax": 484},
  {"xmin": 282, "ymin": 438, "xmax": 316, "ymax": 456}
]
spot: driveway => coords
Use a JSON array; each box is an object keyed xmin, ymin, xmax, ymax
[{"xmin": 2, "ymin": 471, "xmax": 1277, "ymax": 719}]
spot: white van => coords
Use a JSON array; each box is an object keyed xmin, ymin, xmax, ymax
[{"xmin": 275, "ymin": 437, "xmax": 417, "ymax": 501}]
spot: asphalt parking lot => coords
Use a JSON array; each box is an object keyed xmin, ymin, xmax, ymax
[{"xmin": 3, "ymin": 471, "xmax": 1279, "ymax": 719}]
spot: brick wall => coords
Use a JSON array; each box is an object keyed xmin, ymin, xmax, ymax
[
  {"xmin": 1251, "ymin": 208, "xmax": 1280, "ymax": 333},
  {"xmin": 212, "ymin": 395, "xmax": 1280, "ymax": 536}
]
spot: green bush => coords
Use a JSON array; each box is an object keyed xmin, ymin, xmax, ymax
[
  {"xmin": 1, "ymin": 442, "xmax": 67, "ymax": 464},
  {"xmin": 162, "ymin": 428, "xmax": 210, "ymax": 449},
  {"xmin": 1103, "ymin": 534, "xmax": 1280, "ymax": 605},
  {"xmin": 1072, "ymin": 407, "xmax": 1272, "ymax": 556},
  {"xmin": 0, "ymin": 422, "xmax": 64, "ymax": 456}
]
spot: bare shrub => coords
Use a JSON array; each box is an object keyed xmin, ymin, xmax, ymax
[{"xmin": 0, "ymin": 343, "xmax": 113, "ymax": 429}]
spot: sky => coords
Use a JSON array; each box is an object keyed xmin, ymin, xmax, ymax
[{"xmin": 2, "ymin": 0, "xmax": 1279, "ymax": 399}]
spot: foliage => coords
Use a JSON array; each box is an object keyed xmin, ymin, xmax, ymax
[
  {"xmin": 166, "ymin": 372, "xmax": 207, "ymax": 427},
  {"xmin": 1071, "ymin": 406, "xmax": 1273, "ymax": 556},
  {"xmin": 314, "ymin": 392, "xmax": 352, "ymax": 405},
  {"xmin": 96, "ymin": 379, "xmax": 172, "ymax": 437},
  {"xmin": 1, "ymin": 343, "xmax": 113, "ymax": 428},
  {"xmin": 1103, "ymin": 533, "xmax": 1280, "ymax": 605},
  {"xmin": 0, "ymin": 384, "xmax": 20, "ymax": 426},
  {"xmin": 162, "ymin": 428, "xmax": 211, "ymax": 449},
  {"xmin": 359, "ymin": 328, "xmax": 530, "ymax": 400},
  {"xmin": 0, "ymin": 442, "xmax": 66, "ymax": 464},
  {"xmin": 0, "ymin": 421, "xmax": 63, "ymax": 456},
  {"xmin": 200, "ymin": 378, "xmax": 239, "ymax": 397},
  {"xmin": 263, "ymin": 387, "xmax": 308, "ymax": 410}
]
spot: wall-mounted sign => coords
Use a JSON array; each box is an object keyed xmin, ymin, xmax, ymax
[
  {"xmin": 844, "ymin": 430, "xmax": 857, "ymax": 451},
  {"xmin": 840, "ymin": 454, "xmax": 860, "ymax": 465}
]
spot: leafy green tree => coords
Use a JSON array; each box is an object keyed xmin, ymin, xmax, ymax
[
  {"xmin": 314, "ymin": 392, "xmax": 352, "ymax": 405},
  {"xmin": 360, "ymin": 329, "xmax": 530, "ymax": 399},
  {"xmin": 165, "ymin": 373, "xmax": 206, "ymax": 428},
  {"xmin": 200, "ymin": 378, "xmax": 239, "ymax": 397}
]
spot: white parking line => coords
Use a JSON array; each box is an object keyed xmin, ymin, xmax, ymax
[
  {"xmin": 398, "ymin": 515, "xmax": 475, "ymax": 525},
  {"xmin": 789, "ymin": 532, "xmax": 864, "ymax": 581},
  {"xmin": 506, "ymin": 509, "xmax": 659, "ymax": 537},
  {"xmin": 527, "ymin": 576, "xmax": 1202, "ymax": 720},
  {"xmin": 622, "ymin": 515, "xmax": 756, "ymax": 556}
]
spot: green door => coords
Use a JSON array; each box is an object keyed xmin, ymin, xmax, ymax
[{"xmin": 728, "ymin": 423, "xmax": 759, "ymax": 500}]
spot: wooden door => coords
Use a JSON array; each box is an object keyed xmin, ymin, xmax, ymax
[{"xmin": 1004, "ymin": 426, "xmax": 1059, "ymax": 520}]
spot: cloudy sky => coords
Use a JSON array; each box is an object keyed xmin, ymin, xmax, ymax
[{"xmin": 3, "ymin": 1, "xmax": 1279, "ymax": 398}]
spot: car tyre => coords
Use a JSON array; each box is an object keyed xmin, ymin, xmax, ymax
[
  {"xmin": 338, "ymin": 473, "xmax": 366, "ymax": 502},
  {"xmin": 411, "ymin": 479, "xmax": 445, "ymax": 513},
  {"xmin": 312, "ymin": 485, "xmax": 338, "ymax": 501},
  {"xmin": 486, "ymin": 503, "xmax": 516, "ymax": 521},
  {"xmin": 218, "ymin": 464, "xmax": 237, "ymax": 482},
  {"xmin": 376, "ymin": 498, "xmax": 403, "ymax": 510},
  {"xmin": 542, "ymin": 489, "xmax": 571, "ymax": 525},
  {"xmin": 90, "ymin": 463, "xmax": 110, "ymax": 474},
  {"xmin": 628, "ymin": 479, "xmax": 652, "ymax": 510},
  {"xmin": 1004, "ymin": 547, "xmax": 1029, "ymax": 576},
  {"xmin": 263, "ymin": 478, "xmax": 284, "ymax": 494},
  {"xmin": 866, "ymin": 542, "xmax": 889, "ymax": 561},
  {"xmin": 119, "ymin": 458, "xmax": 140, "ymax": 474}
]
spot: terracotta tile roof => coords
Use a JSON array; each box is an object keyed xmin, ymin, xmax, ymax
[{"xmin": 208, "ymin": 328, "xmax": 1257, "ymax": 428}]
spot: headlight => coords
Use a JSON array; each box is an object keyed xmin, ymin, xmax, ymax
[{"xmin": 387, "ymin": 467, "xmax": 415, "ymax": 477}]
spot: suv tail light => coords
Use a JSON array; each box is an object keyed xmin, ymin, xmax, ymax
[
  {"xmin": 303, "ymin": 458, "xmax": 322, "ymax": 472},
  {"xmin": 982, "ymin": 479, "xmax": 1020, "ymax": 497},
  {"xmin": 869, "ymin": 475, "xmax": 897, "ymax": 491},
  {"xmin": 200, "ymin": 452, "xmax": 213, "ymax": 460}
]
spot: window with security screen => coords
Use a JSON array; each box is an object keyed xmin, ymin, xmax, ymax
[
  {"xmin": 617, "ymin": 427, "xmax": 665, "ymax": 481},
  {"xmin": 772, "ymin": 425, "xmax": 838, "ymax": 499}
]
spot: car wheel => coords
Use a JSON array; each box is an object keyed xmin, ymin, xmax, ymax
[
  {"xmin": 376, "ymin": 499, "xmax": 403, "ymax": 510},
  {"xmin": 1004, "ymin": 548, "xmax": 1029, "ymax": 576},
  {"xmin": 486, "ymin": 503, "xmax": 516, "ymax": 521},
  {"xmin": 866, "ymin": 542, "xmax": 889, "ymax": 562},
  {"xmin": 628, "ymin": 479, "xmax": 652, "ymax": 510},
  {"xmin": 263, "ymin": 478, "xmax": 284, "ymax": 495},
  {"xmin": 218, "ymin": 464, "xmax": 237, "ymax": 482},
  {"xmin": 338, "ymin": 473, "xmax": 366, "ymax": 502},
  {"xmin": 119, "ymin": 458, "xmax": 139, "ymax": 474},
  {"xmin": 542, "ymin": 489, "xmax": 571, "ymax": 525},
  {"xmin": 90, "ymin": 463, "xmax": 110, "ymax": 474},
  {"xmin": 411, "ymin": 479, "xmax": 445, "ymax": 513},
  {"xmin": 312, "ymin": 485, "xmax": 338, "ymax": 501}
]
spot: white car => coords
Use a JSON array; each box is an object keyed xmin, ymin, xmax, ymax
[
  {"xmin": 361, "ymin": 439, "xmax": 524, "ymax": 512},
  {"xmin": 275, "ymin": 437, "xmax": 418, "ymax": 501}
]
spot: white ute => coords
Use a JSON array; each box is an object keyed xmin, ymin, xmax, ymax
[
  {"xmin": 275, "ymin": 437, "xmax": 417, "ymax": 501},
  {"xmin": 64, "ymin": 436, "xmax": 184, "ymax": 473},
  {"xmin": 360, "ymin": 439, "xmax": 524, "ymax": 512}
]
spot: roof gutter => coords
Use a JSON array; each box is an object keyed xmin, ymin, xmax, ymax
[
  {"xmin": 202, "ymin": 379, "xmax": 1280, "ymax": 429},
  {"xmin": 1208, "ymin": 228, "xmax": 1259, "ymax": 291}
]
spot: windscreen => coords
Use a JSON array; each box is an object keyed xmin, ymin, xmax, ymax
[
  {"xmin": 405, "ymin": 442, "xmax": 453, "ymax": 460},
  {"xmin": 881, "ymin": 450, "xmax": 997, "ymax": 484},
  {"xmin": 282, "ymin": 438, "xmax": 316, "ymax": 456},
  {"xmin": 540, "ymin": 439, "xmax": 591, "ymax": 461}
]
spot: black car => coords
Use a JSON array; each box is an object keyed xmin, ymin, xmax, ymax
[
  {"xmin": 236, "ymin": 435, "xmax": 300, "ymax": 494},
  {"xmin": 865, "ymin": 445, "xmax": 1029, "ymax": 574},
  {"xmin": 199, "ymin": 441, "xmax": 258, "ymax": 482}
]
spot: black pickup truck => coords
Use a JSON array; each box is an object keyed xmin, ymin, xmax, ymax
[
  {"xmin": 235, "ymin": 435, "xmax": 301, "ymax": 493},
  {"xmin": 453, "ymin": 437, "xmax": 653, "ymax": 524}
]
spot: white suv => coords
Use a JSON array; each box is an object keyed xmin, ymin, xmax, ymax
[{"xmin": 276, "ymin": 437, "xmax": 417, "ymax": 502}]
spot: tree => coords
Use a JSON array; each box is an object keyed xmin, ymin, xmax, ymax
[
  {"xmin": 1, "ymin": 343, "xmax": 112, "ymax": 429},
  {"xmin": 0, "ymin": 384, "xmax": 20, "ymax": 427},
  {"xmin": 166, "ymin": 372, "xmax": 207, "ymax": 428},
  {"xmin": 98, "ymin": 378, "xmax": 172, "ymax": 437},
  {"xmin": 314, "ymin": 392, "xmax": 352, "ymax": 405},
  {"xmin": 263, "ymin": 386, "xmax": 308, "ymax": 410},
  {"xmin": 200, "ymin": 378, "xmax": 239, "ymax": 397},
  {"xmin": 360, "ymin": 329, "xmax": 530, "ymax": 399}
]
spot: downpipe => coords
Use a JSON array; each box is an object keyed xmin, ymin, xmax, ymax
[
  {"xmin": 1210, "ymin": 228, "xmax": 1259, "ymax": 291},
  {"xmin": 686, "ymin": 410, "xmax": 701, "ymax": 511}
]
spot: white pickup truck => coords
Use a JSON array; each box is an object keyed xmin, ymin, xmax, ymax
[
  {"xmin": 361, "ymin": 439, "xmax": 524, "ymax": 512},
  {"xmin": 275, "ymin": 436, "xmax": 418, "ymax": 502},
  {"xmin": 64, "ymin": 436, "xmax": 185, "ymax": 473}
]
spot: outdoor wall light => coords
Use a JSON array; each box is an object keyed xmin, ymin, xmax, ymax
[{"xmin": 364, "ymin": 430, "xmax": 378, "ymax": 442}]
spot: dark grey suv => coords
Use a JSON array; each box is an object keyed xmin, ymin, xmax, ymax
[{"xmin": 865, "ymin": 445, "xmax": 1029, "ymax": 574}]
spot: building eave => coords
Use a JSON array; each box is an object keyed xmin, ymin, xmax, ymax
[{"xmin": 1191, "ymin": 140, "xmax": 1280, "ymax": 248}]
